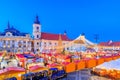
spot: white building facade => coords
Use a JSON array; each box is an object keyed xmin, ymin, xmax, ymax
[
  {"xmin": 0, "ymin": 22, "xmax": 32, "ymax": 53},
  {"xmin": 0, "ymin": 16, "xmax": 94, "ymax": 53},
  {"xmin": 0, "ymin": 16, "xmax": 72, "ymax": 53}
]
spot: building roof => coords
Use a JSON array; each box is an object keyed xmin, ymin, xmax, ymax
[
  {"xmin": 34, "ymin": 15, "xmax": 40, "ymax": 24},
  {"xmin": 40, "ymin": 32, "xmax": 71, "ymax": 41},
  {"xmin": 99, "ymin": 41, "xmax": 120, "ymax": 46},
  {"xmin": 0, "ymin": 24, "xmax": 29, "ymax": 36}
]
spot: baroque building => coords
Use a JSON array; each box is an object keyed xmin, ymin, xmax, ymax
[
  {"xmin": 0, "ymin": 16, "xmax": 71, "ymax": 53},
  {"xmin": 0, "ymin": 22, "xmax": 31, "ymax": 52}
]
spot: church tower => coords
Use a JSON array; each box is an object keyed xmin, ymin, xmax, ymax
[{"xmin": 33, "ymin": 15, "xmax": 41, "ymax": 39}]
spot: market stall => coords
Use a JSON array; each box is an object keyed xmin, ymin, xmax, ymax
[
  {"xmin": 85, "ymin": 59, "xmax": 97, "ymax": 68},
  {"xmin": 75, "ymin": 60, "xmax": 85, "ymax": 70},
  {"xmin": 0, "ymin": 67, "xmax": 25, "ymax": 80},
  {"xmin": 62, "ymin": 62, "xmax": 76, "ymax": 73}
]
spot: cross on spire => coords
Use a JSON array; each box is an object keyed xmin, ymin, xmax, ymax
[
  {"xmin": 34, "ymin": 15, "xmax": 40, "ymax": 24},
  {"xmin": 7, "ymin": 21, "xmax": 10, "ymax": 29}
]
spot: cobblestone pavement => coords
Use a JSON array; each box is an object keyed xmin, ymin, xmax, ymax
[
  {"xmin": 89, "ymin": 76, "xmax": 112, "ymax": 80},
  {"xmin": 60, "ymin": 71, "xmax": 113, "ymax": 80},
  {"xmin": 61, "ymin": 76, "xmax": 112, "ymax": 80}
]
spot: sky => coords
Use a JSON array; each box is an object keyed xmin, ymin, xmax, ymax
[{"xmin": 0, "ymin": 0, "xmax": 120, "ymax": 42}]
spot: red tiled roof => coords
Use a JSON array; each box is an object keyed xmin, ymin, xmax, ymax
[
  {"xmin": 99, "ymin": 42, "xmax": 107, "ymax": 46},
  {"xmin": 99, "ymin": 41, "xmax": 120, "ymax": 46},
  {"xmin": 40, "ymin": 32, "xmax": 71, "ymax": 41}
]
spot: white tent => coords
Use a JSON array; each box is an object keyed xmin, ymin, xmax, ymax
[{"xmin": 95, "ymin": 59, "xmax": 120, "ymax": 70}]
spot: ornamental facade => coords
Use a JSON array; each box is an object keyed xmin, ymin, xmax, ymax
[
  {"xmin": 0, "ymin": 22, "xmax": 32, "ymax": 52},
  {"xmin": 0, "ymin": 16, "xmax": 72, "ymax": 53}
]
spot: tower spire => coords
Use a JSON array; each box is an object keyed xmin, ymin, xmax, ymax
[
  {"xmin": 7, "ymin": 21, "xmax": 10, "ymax": 29},
  {"xmin": 64, "ymin": 30, "xmax": 67, "ymax": 35},
  {"xmin": 34, "ymin": 15, "xmax": 40, "ymax": 24}
]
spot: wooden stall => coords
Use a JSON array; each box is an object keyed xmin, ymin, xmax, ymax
[
  {"xmin": 96, "ymin": 58, "xmax": 105, "ymax": 65},
  {"xmin": 85, "ymin": 59, "xmax": 97, "ymax": 68},
  {"xmin": 112, "ymin": 56, "xmax": 118, "ymax": 60},
  {"xmin": 0, "ymin": 67, "xmax": 25, "ymax": 80},
  {"xmin": 75, "ymin": 60, "xmax": 85, "ymax": 70},
  {"xmin": 63, "ymin": 62, "xmax": 76, "ymax": 73},
  {"xmin": 29, "ymin": 65, "xmax": 48, "ymax": 73},
  {"xmin": 104, "ymin": 57, "xmax": 113, "ymax": 62}
]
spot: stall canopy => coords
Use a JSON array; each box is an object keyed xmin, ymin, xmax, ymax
[
  {"xmin": 96, "ymin": 59, "xmax": 120, "ymax": 70},
  {"xmin": 0, "ymin": 67, "xmax": 25, "ymax": 75},
  {"xmin": 23, "ymin": 54, "xmax": 35, "ymax": 59}
]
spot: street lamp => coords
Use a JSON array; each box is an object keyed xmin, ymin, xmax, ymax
[
  {"xmin": 3, "ymin": 44, "xmax": 6, "ymax": 54},
  {"xmin": 6, "ymin": 44, "xmax": 10, "ymax": 54}
]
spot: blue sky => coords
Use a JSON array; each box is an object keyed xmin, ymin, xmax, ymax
[{"xmin": 0, "ymin": 0, "xmax": 120, "ymax": 42}]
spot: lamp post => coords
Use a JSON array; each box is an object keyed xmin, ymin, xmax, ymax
[
  {"xmin": 8, "ymin": 44, "xmax": 10, "ymax": 53},
  {"xmin": 3, "ymin": 44, "xmax": 6, "ymax": 51}
]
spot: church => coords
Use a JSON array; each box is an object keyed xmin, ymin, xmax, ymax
[
  {"xmin": 32, "ymin": 16, "xmax": 72, "ymax": 53},
  {"xmin": 0, "ymin": 16, "xmax": 72, "ymax": 53}
]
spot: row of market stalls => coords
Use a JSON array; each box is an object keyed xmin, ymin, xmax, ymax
[
  {"xmin": 93, "ymin": 58, "xmax": 120, "ymax": 79},
  {"xmin": 0, "ymin": 49, "xmax": 120, "ymax": 80}
]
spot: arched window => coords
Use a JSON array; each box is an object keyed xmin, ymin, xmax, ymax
[
  {"xmin": 36, "ymin": 27, "xmax": 39, "ymax": 32},
  {"xmin": 7, "ymin": 34, "xmax": 11, "ymax": 36},
  {"xmin": 37, "ymin": 42, "xmax": 39, "ymax": 45},
  {"xmin": 37, "ymin": 35, "xmax": 39, "ymax": 38},
  {"xmin": 49, "ymin": 42, "xmax": 52, "ymax": 45}
]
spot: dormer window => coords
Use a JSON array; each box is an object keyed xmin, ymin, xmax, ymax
[
  {"xmin": 8, "ymin": 34, "xmax": 10, "ymax": 36},
  {"xmin": 6, "ymin": 32, "xmax": 12, "ymax": 37}
]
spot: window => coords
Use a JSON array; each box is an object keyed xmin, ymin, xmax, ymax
[
  {"xmin": 23, "ymin": 41, "xmax": 26, "ymax": 43},
  {"xmin": 28, "ymin": 41, "xmax": 31, "ymax": 44},
  {"xmin": 8, "ymin": 40, "xmax": 10, "ymax": 44},
  {"xmin": 7, "ymin": 34, "xmax": 11, "ymax": 36},
  {"xmin": 40, "ymin": 42, "xmax": 42, "ymax": 47},
  {"xmin": 37, "ymin": 42, "xmax": 39, "ymax": 45},
  {"xmin": 37, "ymin": 35, "xmax": 39, "ymax": 38},
  {"xmin": 63, "ymin": 43, "xmax": 65, "ymax": 45},
  {"xmin": 18, "ymin": 41, "xmax": 22, "ymax": 47},
  {"xmin": 49, "ymin": 42, "xmax": 52, "ymax": 45},
  {"xmin": 19, "ymin": 45, "xmax": 21, "ymax": 48},
  {"xmin": 67, "ymin": 48, "xmax": 69, "ymax": 50},
  {"xmin": 23, "ymin": 45, "xmax": 26, "ymax": 47},
  {"xmin": 6, "ymin": 32, "xmax": 12, "ymax": 37},
  {"xmin": 36, "ymin": 27, "xmax": 39, "ymax": 30},
  {"xmin": 3, "ymin": 40, "xmax": 6, "ymax": 44},
  {"xmin": 12, "ymin": 40, "xmax": 14, "ymax": 43},
  {"xmin": 36, "ymin": 27, "xmax": 39, "ymax": 32},
  {"xmin": 55, "ymin": 43, "xmax": 57, "ymax": 46},
  {"xmin": 44, "ymin": 42, "xmax": 46, "ymax": 45},
  {"xmin": 12, "ymin": 45, "xmax": 14, "ymax": 48},
  {"xmin": 3, "ymin": 40, "xmax": 5, "ymax": 43}
]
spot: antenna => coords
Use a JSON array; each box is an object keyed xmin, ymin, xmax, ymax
[{"xmin": 94, "ymin": 34, "xmax": 99, "ymax": 43}]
